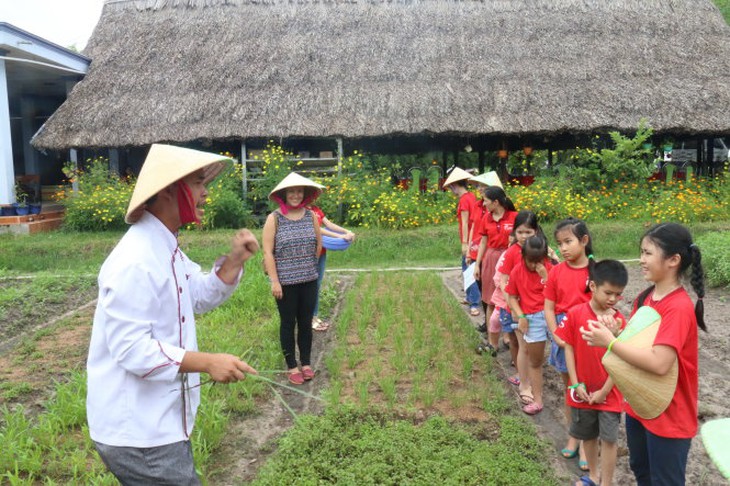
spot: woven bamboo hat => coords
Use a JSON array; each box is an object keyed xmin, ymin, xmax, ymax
[
  {"xmin": 442, "ymin": 167, "xmax": 472, "ymax": 189},
  {"xmin": 469, "ymin": 171, "xmax": 503, "ymax": 189},
  {"xmin": 125, "ymin": 144, "xmax": 232, "ymax": 224},
  {"xmin": 601, "ymin": 306, "xmax": 678, "ymax": 419},
  {"xmin": 268, "ymin": 172, "xmax": 325, "ymax": 201}
]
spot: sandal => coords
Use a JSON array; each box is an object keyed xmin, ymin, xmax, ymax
[
  {"xmin": 579, "ymin": 460, "xmax": 589, "ymax": 471},
  {"xmin": 312, "ymin": 318, "xmax": 330, "ymax": 332},
  {"xmin": 561, "ymin": 445, "xmax": 579, "ymax": 459},
  {"xmin": 522, "ymin": 402, "xmax": 543, "ymax": 415},
  {"xmin": 519, "ymin": 392, "xmax": 534, "ymax": 405},
  {"xmin": 575, "ymin": 475, "xmax": 597, "ymax": 486},
  {"xmin": 288, "ymin": 370, "xmax": 305, "ymax": 385},
  {"xmin": 507, "ymin": 375, "xmax": 520, "ymax": 386},
  {"xmin": 301, "ymin": 367, "xmax": 315, "ymax": 381},
  {"xmin": 469, "ymin": 308, "xmax": 480, "ymax": 316}
]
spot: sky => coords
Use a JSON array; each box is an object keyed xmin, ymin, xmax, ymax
[{"xmin": 0, "ymin": 0, "xmax": 105, "ymax": 51}]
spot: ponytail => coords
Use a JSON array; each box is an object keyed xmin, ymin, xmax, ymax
[
  {"xmin": 689, "ymin": 244, "xmax": 706, "ymax": 331},
  {"xmin": 484, "ymin": 186, "xmax": 516, "ymax": 212}
]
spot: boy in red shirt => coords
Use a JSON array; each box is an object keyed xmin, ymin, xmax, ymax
[{"xmin": 555, "ymin": 259, "xmax": 629, "ymax": 486}]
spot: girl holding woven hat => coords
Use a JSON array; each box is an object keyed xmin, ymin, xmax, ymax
[
  {"xmin": 263, "ymin": 173, "xmax": 323, "ymax": 385},
  {"xmin": 443, "ymin": 167, "xmax": 481, "ymax": 315},
  {"xmin": 473, "ymin": 182, "xmax": 517, "ymax": 349},
  {"xmin": 581, "ymin": 222, "xmax": 706, "ymax": 485}
]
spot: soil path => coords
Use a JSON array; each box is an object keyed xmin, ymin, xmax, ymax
[{"xmin": 442, "ymin": 263, "xmax": 729, "ymax": 486}]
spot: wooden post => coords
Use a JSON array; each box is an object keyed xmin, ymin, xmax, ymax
[
  {"xmin": 70, "ymin": 149, "xmax": 79, "ymax": 194},
  {"xmin": 478, "ymin": 150, "xmax": 485, "ymax": 173},
  {"xmin": 109, "ymin": 149, "xmax": 120, "ymax": 176},
  {"xmin": 241, "ymin": 141, "xmax": 247, "ymax": 199},
  {"xmin": 336, "ymin": 137, "xmax": 344, "ymax": 222}
]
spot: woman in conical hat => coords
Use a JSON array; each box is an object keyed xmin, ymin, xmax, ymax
[
  {"xmin": 263, "ymin": 172, "xmax": 324, "ymax": 385},
  {"xmin": 581, "ymin": 222, "xmax": 707, "ymax": 485},
  {"xmin": 443, "ymin": 167, "xmax": 481, "ymax": 316}
]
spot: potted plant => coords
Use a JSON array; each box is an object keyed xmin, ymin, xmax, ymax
[{"xmin": 13, "ymin": 182, "xmax": 30, "ymax": 216}]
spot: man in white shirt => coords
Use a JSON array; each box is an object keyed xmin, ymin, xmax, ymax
[{"xmin": 86, "ymin": 144, "xmax": 259, "ymax": 485}]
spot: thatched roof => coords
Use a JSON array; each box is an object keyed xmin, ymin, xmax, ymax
[{"xmin": 32, "ymin": 0, "xmax": 730, "ymax": 151}]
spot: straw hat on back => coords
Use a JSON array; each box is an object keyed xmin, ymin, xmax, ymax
[
  {"xmin": 602, "ymin": 306, "xmax": 678, "ymax": 419},
  {"xmin": 469, "ymin": 171, "xmax": 503, "ymax": 189},
  {"xmin": 268, "ymin": 172, "xmax": 325, "ymax": 202},
  {"xmin": 125, "ymin": 144, "xmax": 232, "ymax": 224},
  {"xmin": 442, "ymin": 167, "xmax": 472, "ymax": 189}
]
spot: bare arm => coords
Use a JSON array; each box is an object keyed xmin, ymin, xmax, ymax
[
  {"xmin": 262, "ymin": 213, "xmax": 282, "ymax": 299},
  {"xmin": 322, "ymin": 217, "xmax": 355, "ymax": 241},
  {"xmin": 544, "ymin": 299, "xmax": 565, "ymax": 347},
  {"xmin": 580, "ymin": 319, "xmax": 678, "ymax": 375},
  {"xmin": 460, "ymin": 211, "xmax": 470, "ymax": 256},
  {"xmin": 564, "ymin": 344, "xmax": 590, "ymax": 402},
  {"xmin": 473, "ymin": 236, "xmax": 487, "ymax": 281},
  {"xmin": 508, "ymin": 294, "xmax": 528, "ymax": 334}
]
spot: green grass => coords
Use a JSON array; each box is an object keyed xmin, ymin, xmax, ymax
[
  {"xmin": 714, "ymin": 0, "xmax": 730, "ymax": 24},
  {"xmin": 252, "ymin": 271, "xmax": 558, "ymax": 485}
]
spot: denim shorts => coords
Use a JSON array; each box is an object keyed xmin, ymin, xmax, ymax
[
  {"xmin": 499, "ymin": 307, "xmax": 516, "ymax": 333},
  {"xmin": 523, "ymin": 310, "xmax": 548, "ymax": 343},
  {"xmin": 548, "ymin": 312, "xmax": 568, "ymax": 373}
]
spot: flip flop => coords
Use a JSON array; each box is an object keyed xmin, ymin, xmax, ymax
[
  {"xmin": 507, "ymin": 376, "xmax": 520, "ymax": 386},
  {"xmin": 470, "ymin": 308, "xmax": 480, "ymax": 316},
  {"xmin": 522, "ymin": 402, "xmax": 543, "ymax": 415},
  {"xmin": 579, "ymin": 460, "xmax": 589, "ymax": 471},
  {"xmin": 519, "ymin": 392, "xmax": 534, "ymax": 405},
  {"xmin": 575, "ymin": 475, "xmax": 597, "ymax": 486}
]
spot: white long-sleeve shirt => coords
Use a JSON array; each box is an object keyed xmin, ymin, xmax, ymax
[{"xmin": 87, "ymin": 212, "xmax": 240, "ymax": 447}]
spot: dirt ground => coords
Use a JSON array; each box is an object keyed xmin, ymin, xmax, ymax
[{"xmin": 442, "ymin": 262, "xmax": 730, "ymax": 486}]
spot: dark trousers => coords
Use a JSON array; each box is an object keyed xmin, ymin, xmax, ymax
[
  {"xmin": 625, "ymin": 414, "xmax": 692, "ymax": 486},
  {"xmin": 276, "ymin": 279, "xmax": 317, "ymax": 369}
]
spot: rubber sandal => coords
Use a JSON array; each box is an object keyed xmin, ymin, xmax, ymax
[
  {"xmin": 579, "ymin": 460, "xmax": 589, "ymax": 471},
  {"xmin": 470, "ymin": 308, "xmax": 480, "ymax": 316},
  {"xmin": 301, "ymin": 367, "xmax": 315, "ymax": 381},
  {"xmin": 522, "ymin": 402, "xmax": 543, "ymax": 415},
  {"xmin": 575, "ymin": 475, "xmax": 597, "ymax": 486},
  {"xmin": 288, "ymin": 371, "xmax": 305, "ymax": 385},
  {"xmin": 519, "ymin": 392, "xmax": 534, "ymax": 405},
  {"xmin": 507, "ymin": 376, "xmax": 520, "ymax": 386},
  {"xmin": 561, "ymin": 446, "xmax": 579, "ymax": 459}
]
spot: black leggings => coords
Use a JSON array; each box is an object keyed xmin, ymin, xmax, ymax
[{"xmin": 276, "ymin": 279, "xmax": 317, "ymax": 369}]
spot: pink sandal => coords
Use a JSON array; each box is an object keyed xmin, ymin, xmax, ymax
[
  {"xmin": 301, "ymin": 367, "xmax": 315, "ymax": 381},
  {"xmin": 288, "ymin": 370, "xmax": 305, "ymax": 385},
  {"xmin": 522, "ymin": 402, "xmax": 544, "ymax": 415}
]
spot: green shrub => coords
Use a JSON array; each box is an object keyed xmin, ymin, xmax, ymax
[{"xmin": 696, "ymin": 231, "xmax": 730, "ymax": 288}]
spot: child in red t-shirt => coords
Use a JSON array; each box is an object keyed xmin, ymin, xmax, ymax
[
  {"xmin": 544, "ymin": 218, "xmax": 593, "ymax": 466},
  {"xmin": 447, "ymin": 174, "xmax": 480, "ymax": 315},
  {"xmin": 555, "ymin": 259, "xmax": 628, "ymax": 486},
  {"xmin": 580, "ymin": 223, "xmax": 706, "ymax": 485},
  {"xmin": 506, "ymin": 235, "xmax": 552, "ymax": 415}
]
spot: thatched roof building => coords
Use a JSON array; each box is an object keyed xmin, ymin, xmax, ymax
[{"xmin": 32, "ymin": 0, "xmax": 730, "ymax": 152}]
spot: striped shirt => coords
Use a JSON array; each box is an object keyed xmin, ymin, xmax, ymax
[{"xmin": 274, "ymin": 210, "xmax": 318, "ymax": 285}]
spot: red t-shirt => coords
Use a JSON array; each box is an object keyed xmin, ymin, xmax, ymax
[
  {"xmin": 505, "ymin": 258, "xmax": 553, "ymax": 314},
  {"xmin": 625, "ymin": 287, "xmax": 699, "ymax": 439},
  {"xmin": 496, "ymin": 243, "xmax": 522, "ymax": 276},
  {"xmin": 468, "ymin": 200, "xmax": 486, "ymax": 260},
  {"xmin": 555, "ymin": 302, "xmax": 626, "ymax": 412},
  {"xmin": 544, "ymin": 262, "xmax": 591, "ymax": 314},
  {"xmin": 479, "ymin": 210, "xmax": 517, "ymax": 250},
  {"xmin": 456, "ymin": 192, "xmax": 477, "ymax": 242},
  {"xmin": 310, "ymin": 206, "xmax": 326, "ymax": 255}
]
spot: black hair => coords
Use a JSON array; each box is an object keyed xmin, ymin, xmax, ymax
[
  {"xmin": 521, "ymin": 235, "xmax": 548, "ymax": 263},
  {"xmin": 484, "ymin": 186, "xmax": 516, "ymax": 212},
  {"xmin": 513, "ymin": 210, "xmax": 542, "ymax": 236},
  {"xmin": 590, "ymin": 259, "xmax": 628, "ymax": 288},
  {"xmin": 454, "ymin": 179, "xmax": 469, "ymax": 189},
  {"xmin": 635, "ymin": 223, "xmax": 706, "ymax": 331},
  {"xmin": 555, "ymin": 217, "xmax": 594, "ymax": 292}
]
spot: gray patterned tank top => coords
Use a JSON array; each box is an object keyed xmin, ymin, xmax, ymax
[{"xmin": 274, "ymin": 210, "xmax": 318, "ymax": 285}]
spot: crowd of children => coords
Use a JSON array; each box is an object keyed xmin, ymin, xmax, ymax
[{"xmin": 444, "ymin": 168, "xmax": 706, "ymax": 486}]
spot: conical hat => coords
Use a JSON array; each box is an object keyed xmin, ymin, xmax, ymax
[
  {"xmin": 602, "ymin": 306, "xmax": 678, "ymax": 419},
  {"xmin": 701, "ymin": 418, "xmax": 730, "ymax": 480},
  {"xmin": 469, "ymin": 171, "xmax": 503, "ymax": 188},
  {"xmin": 125, "ymin": 144, "xmax": 232, "ymax": 224},
  {"xmin": 268, "ymin": 172, "xmax": 325, "ymax": 201},
  {"xmin": 442, "ymin": 167, "xmax": 472, "ymax": 188}
]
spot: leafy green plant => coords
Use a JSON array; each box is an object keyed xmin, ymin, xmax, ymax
[{"xmin": 696, "ymin": 231, "xmax": 730, "ymax": 287}]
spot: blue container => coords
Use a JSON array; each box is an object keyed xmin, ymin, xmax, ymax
[{"xmin": 322, "ymin": 235, "xmax": 352, "ymax": 251}]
